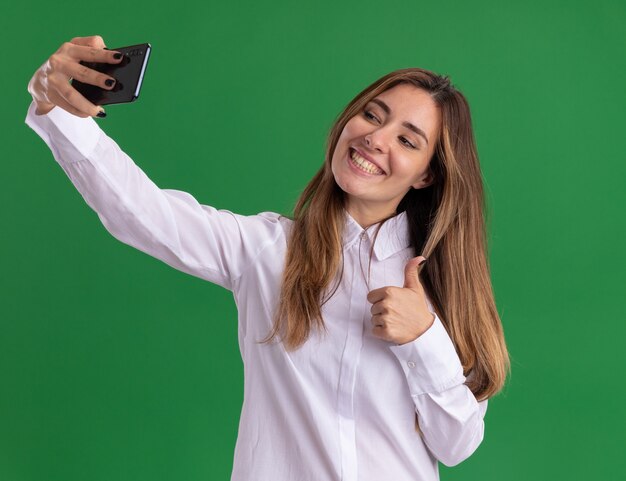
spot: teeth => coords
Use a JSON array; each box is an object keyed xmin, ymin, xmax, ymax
[{"xmin": 350, "ymin": 149, "xmax": 384, "ymax": 175}]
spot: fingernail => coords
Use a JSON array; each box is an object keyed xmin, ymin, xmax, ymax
[
  {"xmin": 418, "ymin": 257, "xmax": 427, "ymax": 266},
  {"xmin": 105, "ymin": 79, "xmax": 115, "ymax": 87},
  {"xmin": 97, "ymin": 110, "xmax": 107, "ymax": 118},
  {"xmin": 113, "ymin": 53, "xmax": 122, "ymax": 59}
]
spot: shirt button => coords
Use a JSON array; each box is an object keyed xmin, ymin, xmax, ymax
[{"xmin": 407, "ymin": 361, "xmax": 416, "ymax": 368}]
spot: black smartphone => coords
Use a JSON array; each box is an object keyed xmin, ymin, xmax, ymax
[{"xmin": 70, "ymin": 43, "xmax": 152, "ymax": 106}]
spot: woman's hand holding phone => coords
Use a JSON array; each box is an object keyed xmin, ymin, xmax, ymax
[{"xmin": 27, "ymin": 35, "xmax": 123, "ymax": 118}]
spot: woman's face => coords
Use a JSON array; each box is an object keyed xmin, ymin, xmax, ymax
[{"xmin": 331, "ymin": 83, "xmax": 441, "ymax": 222}]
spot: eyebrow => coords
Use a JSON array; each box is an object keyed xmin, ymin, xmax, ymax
[{"xmin": 369, "ymin": 98, "xmax": 429, "ymax": 146}]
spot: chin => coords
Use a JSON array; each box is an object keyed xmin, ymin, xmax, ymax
[{"xmin": 333, "ymin": 172, "xmax": 355, "ymax": 194}]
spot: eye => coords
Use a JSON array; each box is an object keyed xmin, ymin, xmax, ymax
[
  {"xmin": 363, "ymin": 110, "xmax": 379, "ymax": 122},
  {"xmin": 363, "ymin": 109, "xmax": 418, "ymax": 149},
  {"xmin": 399, "ymin": 136, "xmax": 417, "ymax": 149}
]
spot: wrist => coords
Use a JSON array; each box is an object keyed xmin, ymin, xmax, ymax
[
  {"xmin": 397, "ymin": 313, "xmax": 436, "ymax": 345},
  {"xmin": 34, "ymin": 101, "xmax": 55, "ymax": 116}
]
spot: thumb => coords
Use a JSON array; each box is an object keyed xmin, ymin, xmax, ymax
[
  {"xmin": 403, "ymin": 256, "xmax": 427, "ymax": 290},
  {"xmin": 69, "ymin": 35, "xmax": 107, "ymax": 49}
]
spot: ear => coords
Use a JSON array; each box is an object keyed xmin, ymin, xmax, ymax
[{"xmin": 411, "ymin": 169, "xmax": 434, "ymax": 190}]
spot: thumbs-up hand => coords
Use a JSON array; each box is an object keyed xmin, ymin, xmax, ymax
[{"xmin": 366, "ymin": 256, "xmax": 435, "ymax": 345}]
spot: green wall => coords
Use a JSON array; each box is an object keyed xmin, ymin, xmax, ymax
[{"xmin": 3, "ymin": 0, "xmax": 625, "ymax": 479}]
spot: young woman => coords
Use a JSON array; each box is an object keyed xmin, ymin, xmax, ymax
[{"xmin": 26, "ymin": 35, "xmax": 509, "ymax": 481}]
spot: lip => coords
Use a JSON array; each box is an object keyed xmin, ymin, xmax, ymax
[
  {"xmin": 347, "ymin": 148, "xmax": 385, "ymax": 177},
  {"xmin": 349, "ymin": 147, "xmax": 386, "ymax": 175}
]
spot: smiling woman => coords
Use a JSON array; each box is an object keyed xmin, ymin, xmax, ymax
[
  {"xmin": 331, "ymin": 84, "xmax": 441, "ymax": 226},
  {"xmin": 264, "ymin": 68, "xmax": 509, "ymax": 402},
  {"xmin": 25, "ymin": 38, "xmax": 509, "ymax": 481}
]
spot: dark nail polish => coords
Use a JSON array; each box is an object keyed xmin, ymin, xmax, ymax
[
  {"xmin": 97, "ymin": 110, "xmax": 107, "ymax": 118},
  {"xmin": 113, "ymin": 53, "xmax": 122, "ymax": 59},
  {"xmin": 105, "ymin": 79, "xmax": 115, "ymax": 87},
  {"xmin": 418, "ymin": 258, "xmax": 427, "ymax": 266}
]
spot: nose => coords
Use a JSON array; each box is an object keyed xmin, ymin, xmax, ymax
[{"xmin": 364, "ymin": 130, "xmax": 387, "ymax": 153}]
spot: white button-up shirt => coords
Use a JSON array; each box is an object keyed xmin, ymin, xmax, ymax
[{"xmin": 25, "ymin": 100, "xmax": 488, "ymax": 481}]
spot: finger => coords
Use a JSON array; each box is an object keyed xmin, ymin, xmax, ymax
[
  {"xmin": 372, "ymin": 324, "xmax": 388, "ymax": 341},
  {"xmin": 403, "ymin": 256, "xmax": 427, "ymax": 290},
  {"xmin": 370, "ymin": 314, "xmax": 385, "ymax": 328},
  {"xmin": 49, "ymin": 43, "xmax": 123, "ymax": 94},
  {"xmin": 48, "ymin": 71, "xmax": 104, "ymax": 118},
  {"xmin": 367, "ymin": 286, "xmax": 389, "ymax": 304},
  {"xmin": 65, "ymin": 42, "xmax": 124, "ymax": 65},
  {"xmin": 69, "ymin": 35, "xmax": 107, "ymax": 49},
  {"xmin": 66, "ymin": 59, "xmax": 117, "ymax": 92},
  {"xmin": 370, "ymin": 301, "xmax": 386, "ymax": 316}
]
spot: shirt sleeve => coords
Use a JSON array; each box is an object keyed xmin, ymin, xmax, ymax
[
  {"xmin": 24, "ymin": 100, "xmax": 283, "ymax": 291},
  {"xmin": 388, "ymin": 303, "xmax": 488, "ymax": 467}
]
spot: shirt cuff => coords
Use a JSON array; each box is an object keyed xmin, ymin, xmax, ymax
[
  {"xmin": 24, "ymin": 100, "xmax": 104, "ymax": 164},
  {"xmin": 389, "ymin": 314, "xmax": 466, "ymax": 396}
]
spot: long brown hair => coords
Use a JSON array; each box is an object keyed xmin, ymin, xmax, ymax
[{"xmin": 259, "ymin": 67, "xmax": 509, "ymax": 402}]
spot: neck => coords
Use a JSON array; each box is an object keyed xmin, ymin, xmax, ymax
[{"xmin": 345, "ymin": 199, "xmax": 397, "ymax": 229}]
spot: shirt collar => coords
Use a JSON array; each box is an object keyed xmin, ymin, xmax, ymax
[{"xmin": 342, "ymin": 209, "xmax": 411, "ymax": 260}]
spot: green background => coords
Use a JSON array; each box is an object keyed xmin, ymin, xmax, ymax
[{"xmin": 3, "ymin": 0, "xmax": 625, "ymax": 479}]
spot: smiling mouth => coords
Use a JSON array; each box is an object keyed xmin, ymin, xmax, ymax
[{"xmin": 348, "ymin": 148, "xmax": 384, "ymax": 175}]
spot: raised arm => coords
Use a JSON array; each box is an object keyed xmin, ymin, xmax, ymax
[
  {"xmin": 25, "ymin": 99, "xmax": 282, "ymax": 290},
  {"xmin": 25, "ymin": 36, "xmax": 282, "ymax": 291}
]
